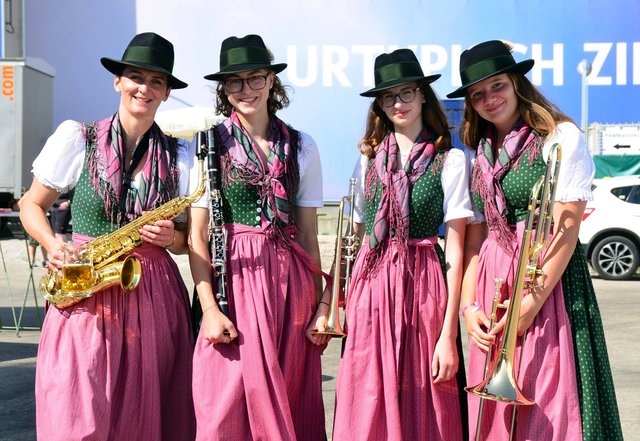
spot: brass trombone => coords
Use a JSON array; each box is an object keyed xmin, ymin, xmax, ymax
[
  {"xmin": 469, "ymin": 143, "xmax": 562, "ymax": 440},
  {"xmin": 313, "ymin": 178, "xmax": 360, "ymax": 337}
]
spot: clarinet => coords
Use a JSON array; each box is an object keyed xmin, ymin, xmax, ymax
[{"xmin": 206, "ymin": 128, "xmax": 230, "ymax": 317}]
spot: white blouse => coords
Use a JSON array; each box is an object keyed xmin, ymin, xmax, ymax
[
  {"xmin": 543, "ymin": 122, "xmax": 594, "ymax": 202},
  {"xmin": 190, "ymin": 131, "xmax": 324, "ymax": 209},
  {"xmin": 32, "ymin": 119, "xmax": 194, "ymax": 196},
  {"xmin": 466, "ymin": 121, "xmax": 595, "ymax": 223},
  {"xmin": 350, "ymin": 147, "xmax": 475, "ymax": 225}
]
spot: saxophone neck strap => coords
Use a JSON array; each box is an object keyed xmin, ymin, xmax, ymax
[{"xmin": 118, "ymin": 130, "xmax": 151, "ymax": 224}]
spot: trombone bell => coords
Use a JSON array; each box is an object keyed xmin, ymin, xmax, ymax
[{"xmin": 467, "ymin": 355, "xmax": 534, "ymax": 405}]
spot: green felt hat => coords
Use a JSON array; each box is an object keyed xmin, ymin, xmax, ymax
[
  {"xmin": 447, "ymin": 40, "xmax": 533, "ymax": 98},
  {"xmin": 204, "ymin": 34, "xmax": 287, "ymax": 81},
  {"xmin": 101, "ymin": 32, "xmax": 187, "ymax": 89},
  {"xmin": 360, "ymin": 49, "xmax": 440, "ymax": 97}
]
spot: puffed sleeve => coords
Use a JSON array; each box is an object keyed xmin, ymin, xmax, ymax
[
  {"xmin": 172, "ymin": 137, "xmax": 196, "ymax": 223},
  {"xmin": 296, "ymin": 132, "xmax": 323, "ymax": 208},
  {"xmin": 464, "ymin": 147, "xmax": 486, "ymax": 224},
  {"xmin": 543, "ymin": 122, "xmax": 595, "ymax": 202},
  {"xmin": 441, "ymin": 148, "xmax": 475, "ymax": 223},
  {"xmin": 187, "ymin": 134, "xmax": 210, "ymax": 209},
  {"xmin": 350, "ymin": 154, "xmax": 369, "ymax": 224},
  {"xmin": 32, "ymin": 120, "xmax": 86, "ymax": 193},
  {"xmin": 176, "ymin": 137, "xmax": 195, "ymax": 197}
]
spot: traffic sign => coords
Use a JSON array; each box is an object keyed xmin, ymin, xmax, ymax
[{"xmin": 600, "ymin": 125, "xmax": 640, "ymax": 155}]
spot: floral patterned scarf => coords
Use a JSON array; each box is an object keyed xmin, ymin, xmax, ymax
[
  {"xmin": 216, "ymin": 111, "xmax": 299, "ymax": 227},
  {"xmin": 471, "ymin": 119, "xmax": 543, "ymax": 251},
  {"xmin": 363, "ymin": 129, "xmax": 437, "ymax": 270},
  {"xmin": 84, "ymin": 113, "xmax": 179, "ymax": 226}
]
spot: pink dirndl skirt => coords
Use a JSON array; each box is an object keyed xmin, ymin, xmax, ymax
[
  {"xmin": 192, "ymin": 224, "xmax": 325, "ymax": 441},
  {"xmin": 35, "ymin": 234, "xmax": 196, "ymax": 441},
  {"xmin": 466, "ymin": 226, "xmax": 582, "ymax": 441},
  {"xmin": 333, "ymin": 236, "xmax": 463, "ymax": 441}
]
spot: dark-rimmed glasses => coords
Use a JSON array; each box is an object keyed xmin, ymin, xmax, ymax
[
  {"xmin": 223, "ymin": 73, "xmax": 270, "ymax": 93},
  {"xmin": 378, "ymin": 87, "xmax": 420, "ymax": 107}
]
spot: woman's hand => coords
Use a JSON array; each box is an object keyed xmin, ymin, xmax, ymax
[
  {"xmin": 45, "ymin": 240, "xmax": 74, "ymax": 271},
  {"xmin": 432, "ymin": 335, "xmax": 458, "ymax": 383},
  {"xmin": 464, "ymin": 306, "xmax": 495, "ymax": 352},
  {"xmin": 492, "ymin": 294, "xmax": 542, "ymax": 336},
  {"xmin": 202, "ymin": 306, "xmax": 238, "ymax": 345},
  {"xmin": 58, "ymin": 200, "xmax": 71, "ymax": 210},
  {"xmin": 305, "ymin": 301, "xmax": 332, "ymax": 347},
  {"xmin": 139, "ymin": 219, "xmax": 175, "ymax": 248}
]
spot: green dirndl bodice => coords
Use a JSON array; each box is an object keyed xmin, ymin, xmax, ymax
[
  {"xmin": 71, "ymin": 165, "xmax": 119, "ymax": 237},
  {"xmin": 363, "ymin": 151, "xmax": 446, "ymax": 239}
]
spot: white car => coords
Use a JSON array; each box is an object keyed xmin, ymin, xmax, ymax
[{"xmin": 579, "ymin": 175, "xmax": 640, "ymax": 280}]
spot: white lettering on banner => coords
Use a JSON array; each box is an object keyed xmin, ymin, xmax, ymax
[
  {"xmin": 531, "ymin": 43, "xmax": 564, "ymax": 86},
  {"xmin": 635, "ymin": 43, "xmax": 640, "ymax": 85},
  {"xmin": 419, "ymin": 45, "xmax": 448, "ymax": 75},
  {"xmin": 287, "ymin": 45, "xmax": 318, "ymax": 87},
  {"xmin": 584, "ymin": 42, "xmax": 613, "ymax": 85},
  {"xmin": 322, "ymin": 45, "xmax": 351, "ymax": 87},
  {"xmin": 617, "ymin": 42, "xmax": 627, "ymax": 85},
  {"xmin": 285, "ymin": 42, "xmax": 640, "ymax": 89},
  {"xmin": 352, "ymin": 45, "xmax": 385, "ymax": 86},
  {"xmin": 450, "ymin": 44, "xmax": 462, "ymax": 86}
]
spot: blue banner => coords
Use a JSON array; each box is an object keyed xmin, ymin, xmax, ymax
[{"xmin": 27, "ymin": 0, "xmax": 640, "ymax": 199}]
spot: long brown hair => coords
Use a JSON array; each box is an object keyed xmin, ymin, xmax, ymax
[
  {"xmin": 460, "ymin": 72, "xmax": 576, "ymax": 148},
  {"xmin": 358, "ymin": 79, "xmax": 452, "ymax": 159},
  {"xmin": 214, "ymin": 70, "xmax": 291, "ymax": 117}
]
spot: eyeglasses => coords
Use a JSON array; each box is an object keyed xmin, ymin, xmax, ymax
[
  {"xmin": 223, "ymin": 73, "xmax": 270, "ymax": 93},
  {"xmin": 378, "ymin": 87, "xmax": 420, "ymax": 107}
]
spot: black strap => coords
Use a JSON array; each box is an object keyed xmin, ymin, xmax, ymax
[{"xmin": 118, "ymin": 130, "xmax": 150, "ymax": 224}]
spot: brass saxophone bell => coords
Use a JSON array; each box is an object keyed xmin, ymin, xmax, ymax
[
  {"xmin": 39, "ymin": 154, "xmax": 208, "ymax": 309},
  {"xmin": 39, "ymin": 255, "xmax": 143, "ymax": 309}
]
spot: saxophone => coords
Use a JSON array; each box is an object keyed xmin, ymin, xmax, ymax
[{"xmin": 40, "ymin": 146, "xmax": 207, "ymax": 309}]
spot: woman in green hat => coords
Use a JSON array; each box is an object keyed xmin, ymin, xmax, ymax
[
  {"xmin": 188, "ymin": 34, "xmax": 326, "ymax": 440},
  {"xmin": 19, "ymin": 32, "xmax": 196, "ymax": 440},
  {"xmin": 452, "ymin": 40, "xmax": 622, "ymax": 440},
  {"xmin": 309, "ymin": 48, "xmax": 472, "ymax": 440}
]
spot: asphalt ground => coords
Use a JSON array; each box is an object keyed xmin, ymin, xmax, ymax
[{"xmin": 1, "ymin": 235, "xmax": 638, "ymax": 440}]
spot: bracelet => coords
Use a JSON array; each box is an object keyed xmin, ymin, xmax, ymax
[
  {"xmin": 529, "ymin": 281, "xmax": 545, "ymax": 296},
  {"xmin": 319, "ymin": 301, "xmax": 330, "ymax": 307},
  {"xmin": 202, "ymin": 304, "xmax": 217, "ymax": 315},
  {"xmin": 461, "ymin": 301, "xmax": 480, "ymax": 317},
  {"xmin": 164, "ymin": 230, "xmax": 176, "ymax": 249}
]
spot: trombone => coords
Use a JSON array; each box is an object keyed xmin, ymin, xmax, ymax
[
  {"xmin": 469, "ymin": 143, "xmax": 562, "ymax": 440},
  {"xmin": 313, "ymin": 178, "xmax": 360, "ymax": 337}
]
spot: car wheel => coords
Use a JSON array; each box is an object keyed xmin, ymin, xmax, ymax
[{"xmin": 591, "ymin": 235, "xmax": 640, "ymax": 280}]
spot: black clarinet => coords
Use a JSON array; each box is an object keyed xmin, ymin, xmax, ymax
[{"xmin": 206, "ymin": 128, "xmax": 230, "ymax": 317}]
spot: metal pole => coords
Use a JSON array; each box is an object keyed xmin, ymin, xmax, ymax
[{"xmin": 577, "ymin": 60, "xmax": 592, "ymax": 153}]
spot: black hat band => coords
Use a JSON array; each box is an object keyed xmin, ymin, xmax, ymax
[
  {"xmin": 376, "ymin": 61, "xmax": 424, "ymax": 84},
  {"xmin": 221, "ymin": 46, "xmax": 270, "ymax": 68},
  {"xmin": 122, "ymin": 45, "xmax": 173, "ymax": 70},
  {"xmin": 461, "ymin": 55, "xmax": 515, "ymax": 84}
]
